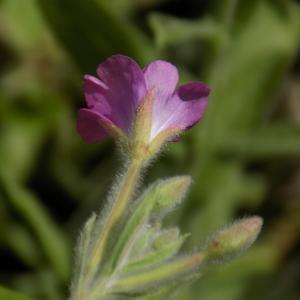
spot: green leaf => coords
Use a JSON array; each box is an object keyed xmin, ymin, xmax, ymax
[
  {"xmin": 0, "ymin": 175, "xmax": 71, "ymax": 282},
  {"xmin": 151, "ymin": 176, "xmax": 192, "ymax": 216},
  {"xmin": 0, "ymin": 222, "xmax": 41, "ymax": 267},
  {"xmin": 220, "ymin": 124, "xmax": 300, "ymax": 158},
  {"xmin": 70, "ymin": 213, "xmax": 97, "ymax": 295},
  {"xmin": 107, "ymin": 176, "xmax": 191, "ymax": 271},
  {"xmin": 138, "ymin": 273, "xmax": 200, "ymax": 300},
  {"xmin": 0, "ymin": 112, "xmax": 47, "ymax": 182},
  {"xmin": 111, "ymin": 254, "xmax": 204, "ymax": 295},
  {"xmin": 37, "ymin": 0, "xmax": 156, "ymax": 72},
  {"xmin": 124, "ymin": 229, "xmax": 189, "ymax": 273},
  {"xmin": 188, "ymin": 0, "xmax": 300, "ymax": 241},
  {"xmin": 204, "ymin": 0, "xmax": 300, "ymax": 134},
  {"xmin": 0, "ymin": 286, "xmax": 34, "ymax": 300},
  {"xmin": 126, "ymin": 223, "xmax": 160, "ymax": 263},
  {"xmin": 0, "ymin": 0, "xmax": 62, "ymax": 56},
  {"xmin": 149, "ymin": 13, "xmax": 222, "ymax": 48}
]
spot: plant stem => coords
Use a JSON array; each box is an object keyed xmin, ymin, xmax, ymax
[{"xmin": 80, "ymin": 160, "xmax": 144, "ymax": 295}]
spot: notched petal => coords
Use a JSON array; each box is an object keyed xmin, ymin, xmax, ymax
[
  {"xmin": 177, "ymin": 82, "xmax": 210, "ymax": 101},
  {"xmin": 90, "ymin": 55, "xmax": 147, "ymax": 133},
  {"xmin": 78, "ymin": 55, "xmax": 210, "ymax": 147},
  {"xmin": 143, "ymin": 60, "xmax": 179, "ymax": 99},
  {"xmin": 97, "ymin": 54, "xmax": 146, "ymax": 106},
  {"xmin": 174, "ymin": 82, "xmax": 209, "ymax": 127},
  {"xmin": 150, "ymin": 82, "xmax": 209, "ymax": 140},
  {"xmin": 83, "ymin": 75, "xmax": 109, "ymax": 108}
]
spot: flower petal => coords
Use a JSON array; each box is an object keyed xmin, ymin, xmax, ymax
[
  {"xmin": 77, "ymin": 109, "xmax": 108, "ymax": 143},
  {"xmin": 151, "ymin": 82, "xmax": 209, "ymax": 139},
  {"xmin": 96, "ymin": 55, "xmax": 147, "ymax": 132},
  {"xmin": 143, "ymin": 60, "xmax": 179, "ymax": 101},
  {"xmin": 83, "ymin": 75, "xmax": 109, "ymax": 108}
]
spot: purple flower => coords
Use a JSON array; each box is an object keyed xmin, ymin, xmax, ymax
[{"xmin": 77, "ymin": 55, "xmax": 209, "ymax": 144}]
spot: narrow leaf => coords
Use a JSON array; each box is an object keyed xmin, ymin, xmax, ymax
[
  {"xmin": 70, "ymin": 213, "xmax": 97, "ymax": 295},
  {"xmin": 124, "ymin": 229, "xmax": 189, "ymax": 273},
  {"xmin": 0, "ymin": 286, "xmax": 33, "ymax": 300},
  {"xmin": 0, "ymin": 174, "xmax": 71, "ymax": 281},
  {"xmin": 112, "ymin": 254, "xmax": 204, "ymax": 294},
  {"xmin": 108, "ymin": 176, "xmax": 191, "ymax": 271}
]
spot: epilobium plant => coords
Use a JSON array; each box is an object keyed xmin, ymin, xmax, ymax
[{"xmin": 70, "ymin": 55, "xmax": 262, "ymax": 300}]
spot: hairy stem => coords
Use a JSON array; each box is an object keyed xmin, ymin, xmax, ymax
[
  {"xmin": 92, "ymin": 161, "xmax": 142, "ymax": 267},
  {"xmin": 74, "ymin": 160, "xmax": 143, "ymax": 299}
]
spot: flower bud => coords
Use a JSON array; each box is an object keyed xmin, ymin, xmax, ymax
[{"xmin": 204, "ymin": 216, "xmax": 263, "ymax": 262}]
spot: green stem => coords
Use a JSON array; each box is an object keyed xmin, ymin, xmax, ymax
[
  {"xmin": 76, "ymin": 160, "xmax": 143, "ymax": 299},
  {"xmin": 92, "ymin": 161, "xmax": 142, "ymax": 265}
]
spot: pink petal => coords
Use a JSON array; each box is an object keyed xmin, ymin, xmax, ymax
[
  {"xmin": 143, "ymin": 60, "xmax": 179, "ymax": 102},
  {"xmin": 151, "ymin": 82, "xmax": 209, "ymax": 139},
  {"xmin": 83, "ymin": 75, "xmax": 109, "ymax": 108},
  {"xmin": 96, "ymin": 55, "xmax": 147, "ymax": 132},
  {"xmin": 77, "ymin": 109, "xmax": 110, "ymax": 143}
]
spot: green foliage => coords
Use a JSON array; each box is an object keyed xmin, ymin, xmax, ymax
[
  {"xmin": 37, "ymin": 0, "xmax": 156, "ymax": 72},
  {"xmin": 70, "ymin": 176, "xmax": 196, "ymax": 299},
  {"xmin": 0, "ymin": 174, "xmax": 71, "ymax": 281},
  {"xmin": 0, "ymin": 286, "xmax": 34, "ymax": 300},
  {"xmin": 0, "ymin": 0, "xmax": 300, "ymax": 299}
]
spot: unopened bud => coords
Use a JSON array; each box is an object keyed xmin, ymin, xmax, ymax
[
  {"xmin": 152, "ymin": 176, "xmax": 191, "ymax": 215},
  {"xmin": 204, "ymin": 216, "xmax": 263, "ymax": 262}
]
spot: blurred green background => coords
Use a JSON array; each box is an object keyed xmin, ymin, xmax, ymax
[{"xmin": 0, "ymin": 0, "xmax": 300, "ymax": 299}]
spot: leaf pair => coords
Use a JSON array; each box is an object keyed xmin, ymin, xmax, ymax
[{"xmin": 71, "ymin": 176, "xmax": 202, "ymax": 299}]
